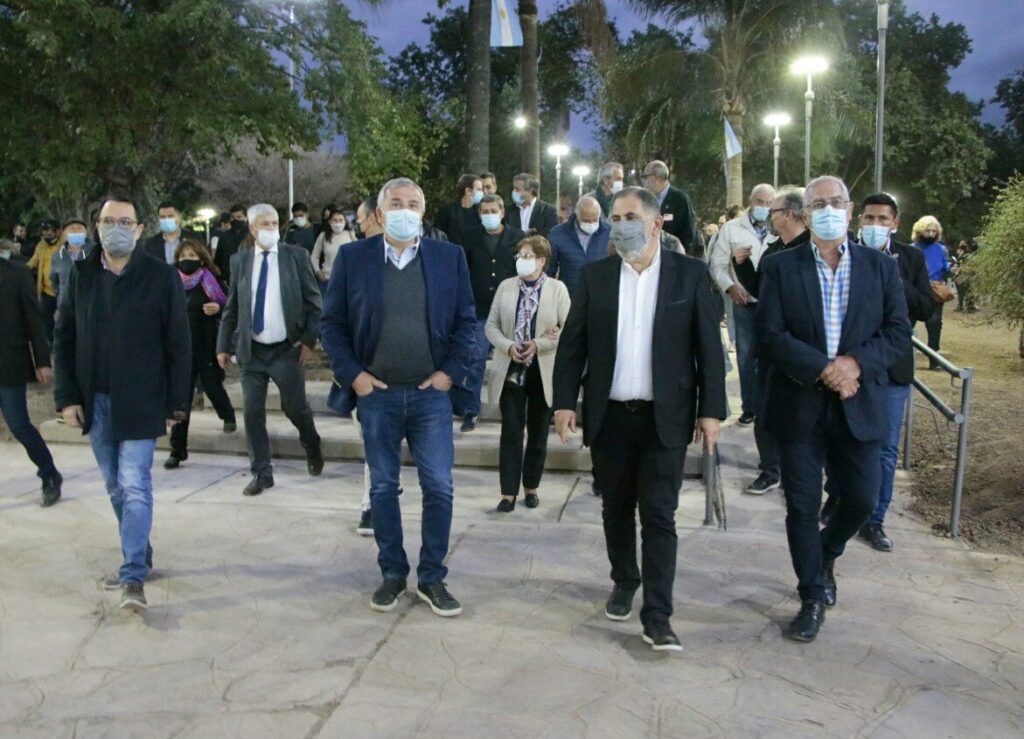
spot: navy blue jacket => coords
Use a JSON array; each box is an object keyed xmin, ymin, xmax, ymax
[
  {"xmin": 546, "ymin": 215, "xmax": 611, "ymax": 299},
  {"xmin": 320, "ymin": 234, "xmax": 478, "ymax": 416},
  {"xmin": 756, "ymin": 242, "xmax": 910, "ymax": 443}
]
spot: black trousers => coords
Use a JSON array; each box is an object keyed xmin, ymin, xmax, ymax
[
  {"xmin": 40, "ymin": 293, "xmax": 57, "ymax": 346},
  {"xmin": 590, "ymin": 401, "xmax": 686, "ymax": 626},
  {"xmin": 925, "ymin": 300, "xmax": 944, "ymax": 363},
  {"xmin": 170, "ymin": 358, "xmax": 236, "ymax": 456},
  {"xmin": 753, "ymin": 358, "xmax": 779, "ymax": 479},
  {"xmin": 241, "ymin": 341, "xmax": 320, "ymax": 477},
  {"xmin": 778, "ymin": 393, "xmax": 880, "ymax": 602},
  {"xmin": 498, "ymin": 361, "xmax": 552, "ymax": 496}
]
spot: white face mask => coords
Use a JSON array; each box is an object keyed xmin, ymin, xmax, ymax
[
  {"xmin": 611, "ymin": 180, "xmax": 624, "ymax": 194},
  {"xmin": 516, "ymin": 258, "xmax": 538, "ymax": 278},
  {"xmin": 256, "ymin": 229, "xmax": 279, "ymax": 249},
  {"xmin": 294, "ymin": 216, "xmax": 308, "ymax": 227},
  {"xmin": 578, "ymin": 221, "xmax": 599, "ymax": 235},
  {"xmin": 330, "ymin": 223, "xmax": 346, "ymax": 234}
]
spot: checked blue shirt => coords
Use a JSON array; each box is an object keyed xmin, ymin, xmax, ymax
[{"xmin": 812, "ymin": 242, "xmax": 851, "ymax": 359}]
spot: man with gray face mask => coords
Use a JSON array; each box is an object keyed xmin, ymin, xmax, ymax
[
  {"xmin": 54, "ymin": 195, "xmax": 192, "ymax": 613},
  {"xmin": 552, "ymin": 186, "xmax": 727, "ymax": 652}
]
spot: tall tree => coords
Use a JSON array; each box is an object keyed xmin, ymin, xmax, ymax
[
  {"xmin": 465, "ymin": 0, "xmax": 492, "ymax": 171},
  {"xmin": 519, "ymin": 0, "xmax": 541, "ymax": 176}
]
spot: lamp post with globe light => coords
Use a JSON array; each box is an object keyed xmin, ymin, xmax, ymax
[
  {"xmin": 572, "ymin": 165, "xmax": 590, "ymax": 199},
  {"xmin": 547, "ymin": 143, "xmax": 569, "ymax": 211},
  {"xmin": 790, "ymin": 56, "xmax": 829, "ymax": 183},
  {"xmin": 763, "ymin": 113, "xmax": 792, "ymax": 189}
]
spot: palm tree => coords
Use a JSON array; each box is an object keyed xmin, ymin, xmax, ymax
[
  {"xmin": 466, "ymin": 0, "xmax": 492, "ymax": 172},
  {"xmin": 519, "ymin": 0, "xmax": 540, "ymax": 175}
]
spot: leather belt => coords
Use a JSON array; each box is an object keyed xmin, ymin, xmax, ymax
[{"xmin": 610, "ymin": 399, "xmax": 654, "ymax": 413}]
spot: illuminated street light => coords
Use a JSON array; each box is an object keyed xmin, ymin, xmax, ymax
[
  {"xmin": 547, "ymin": 143, "xmax": 570, "ymax": 209},
  {"xmin": 514, "ymin": 115, "xmax": 527, "ymax": 129},
  {"xmin": 763, "ymin": 113, "xmax": 792, "ymax": 189},
  {"xmin": 571, "ymin": 164, "xmax": 591, "ymax": 199},
  {"xmin": 791, "ymin": 55, "xmax": 829, "ymax": 182}
]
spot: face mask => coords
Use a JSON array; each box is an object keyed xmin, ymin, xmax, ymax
[
  {"xmin": 256, "ymin": 229, "xmax": 279, "ymax": 249},
  {"xmin": 44, "ymin": 234, "xmax": 59, "ymax": 244},
  {"xmin": 354, "ymin": 227, "xmax": 365, "ymax": 240},
  {"xmin": 516, "ymin": 258, "xmax": 537, "ymax": 278},
  {"xmin": 809, "ymin": 206, "xmax": 849, "ymax": 241},
  {"xmin": 481, "ymin": 213, "xmax": 502, "ymax": 231},
  {"xmin": 860, "ymin": 225, "xmax": 891, "ymax": 250},
  {"xmin": 67, "ymin": 232, "xmax": 87, "ymax": 247},
  {"xmin": 511, "ymin": 191, "xmax": 525, "ymax": 206},
  {"xmin": 177, "ymin": 258, "xmax": 202, "ymax": 275},
  {"xmin": 99, "ymin": 224, "xmax": 138, "ymax": 258},
  {"xmin": 752, "ymin": 206, "xmax": 770, "ymax": 223},
  {"xmin": 579, "ymin": 221, "xmax": 599, "ymax": 235},
  {"xmin": 384, "ymin": 209, "xmax": 422, "ymax": 242},
  {"xmin": 330, "ymin": 223, "xmax": 346, "ymax": 234},
  {"xmin": 610, "ymin": 220, "xmax": 649, "ymax": 262},
  {"xmin": 294, "ymin": 216, "xmax": 308, "ymax": 228},
  {"xmin": 231, "ymin": 220, "xmax": 247, "ymax": 232},
  {"xmin": 611, "ymin": 180, "xmax": 624, "ymax": 194},
  {"xmin": 471, "ymin": 190, "xmax": 484, "ymax": 205},
  {"xmin": 919, "ymin": 235, "xmax": 937, "ymax": 245},
  {"xmin": 159, "ymin": 217, "xmax": 178, "ymax": 234}
]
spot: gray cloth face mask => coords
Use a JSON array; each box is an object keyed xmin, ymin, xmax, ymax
[
  {"xmin": 99, "ymin": 224, "xmax": 137, "ymax": 258},
  {"xmin": 611, "ymin": 219, "xmax": 649, "ymax": 261}
]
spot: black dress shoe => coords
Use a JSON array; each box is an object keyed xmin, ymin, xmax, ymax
[
  {"xmin": 460, "ymin": 415, "xmax": 478, "ymax": 433},
  {"xmin": 163, "ymin": 452, "xmax": 187, "ymax": 470},
  {"xmin": 306, "ymin": 448, "xmax": 324, "ymax": 476},
  {"xmin": 785, "ymin": 600, "xmax": 826, "ymax": 642},
  {"xmin": 496, "ymin": 498, "xmax": 515, "ymax": 513},
  {"xmin": 524, "ymin": 492, "xmax": 539, "ymax": 508},
  {"xmin": 223, "ymin": 420, "xmax": 237, "ymax": 433},
  {"xmin": 604, "ymin": 585, "xmax": 636, "ymax": 621},
  {"xmin": 860, "ymin": 523, "xmax": 894, "ymax": 552},
  {"xmin": 40, "ymin": 472, "xmax": 63, "ymax": 508},
  {"xmin": 642, "ymin": 621, "xmax": 683, "ymax": 652},
  {"xmin": 820, "ymin": 495, "xmax": 838, "ymax": 526},
  {"xmin": 737, "ymin": 411, "xmax": 755, "ymax": 426},
  {"xmin": 243, "ymin": 476, "xmax": 275, "ymax": 496},
  {"xmin": 823, "ymin": 560, "xmax": 837, "ymax": 608}
]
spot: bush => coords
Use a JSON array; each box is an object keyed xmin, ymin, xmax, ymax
[{"xmin": 971, "ymin": 175, "xmax": 1024, "ymax": 355}]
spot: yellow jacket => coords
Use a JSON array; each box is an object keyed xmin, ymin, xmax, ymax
[{"xmin": 27, "ymin": 240, "xmax": 59, "ymax": 297}]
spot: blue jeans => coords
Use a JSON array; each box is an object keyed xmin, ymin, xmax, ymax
[
  {"xmin": 872, "ymin": 383, "xmax": 911, "ymax": 525},
  {"xmin": 88, "ymin": 394, "xmax": 157, "ymax": 585},
  {"xmin": 449, "ymin": 319, "xmax": 488, "ymax": 417},
  {"xmin": 0, "ymin": 384, "xmax": 58, "ymax": 479},
  {"xmin": 357, "ymin": 387, "xmax": 455, "ymax": 584},
  {"xmin": 733, "ymin": 301, "xmax": 759, "ymax": 416}
]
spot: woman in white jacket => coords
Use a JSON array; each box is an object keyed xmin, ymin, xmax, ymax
[
  {"xmin": 310, "ymin": 207, "xmax": 353, "ymax": 285},
  {"xmin": 485, "ymin": 235, "xmax": 571, "ymax": 512}
]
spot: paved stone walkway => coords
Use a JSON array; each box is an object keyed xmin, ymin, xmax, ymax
[{"xmin": 1, "ymin": 428, "xmax": 1022, "ymax": 737}]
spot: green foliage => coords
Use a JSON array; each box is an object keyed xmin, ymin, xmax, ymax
[{"xmin": 971, "ymin": 176, "xmax": 1024, "ymax": 329}]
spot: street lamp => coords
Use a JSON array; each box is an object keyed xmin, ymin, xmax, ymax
[
  {"xmin": 513, "ymin": 115, "xmax": 527, "ymax": 129},
  {"xmin": 197, "ymin": 207, "xmax": 217, "ymax": 244},
  {"xmin": 790, "ymin": 55, "xmax": 829, "ymax": 183},
  {"xmin": 571, "ymin": 165, "xmax": 591, "ymax": 199},
  {"xmin": 875, "ymin": 1, "xmax": 890, "ymax": 191},
  {"xmin": 547, "ymin": 143, "xmax": 570, "ymax": 209},
  {"xmin": 763, "ymin": 113, "xmax": 792, "ymax": 189}
]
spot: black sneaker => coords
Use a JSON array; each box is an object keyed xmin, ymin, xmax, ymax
[
  {"xmin": 642, "ymin": 621, "xmax": 683, "ymax": 652},
  {"xmin": 417, "ymin": 582, "xmax": 463, "ymax": 617},
  {"xmin": 370, "ymin": 578, "xmax": 406, "ymax": 612},
  {"xmin": 860, "ymin": 523, "xmax": 893, "ymax": 552},
  {"xmin": 737, "ymin": 411, "xmax": 755, "ymax": 426},
  {"xmin": 823, "ymin": 560, "xmax": 837, "ymax": 608},
  {"xmin": 120, "ymin": 583, "xmax": 148, "ymax": 611},
  {"xmin": 357, "ymin": 509, "xmax": 374, "ymax": 537},
  {"xmin": 496, "ymin": 498, "xmax": 515, "ymax": 513},
  {"xmin": 785, "ymin": 600, "xmax": 825, "ymax": 642},
  {"xmin": 604, "ymin": 585, "xmax": 636, "ymax": 621},
  {"xmin": 223, "ymin": 420, "xmax": 237, "ymax": 433},
  {"xmin": 524, "ymin": 492, "xmax": 539, "ymax": 508},
  {"xmin": 460, "ymin": 415, "xmax": 478, "ymax": 433},
  {"xmin": 40, "ymin": 472, "xmax": 63, "ymax": 507},
  {"xmin": 745, "ymin": 472, "xmax": 780, "ymax": 496}
]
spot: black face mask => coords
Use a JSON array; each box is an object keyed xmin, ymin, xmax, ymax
[
  {"xmin": 919, "ymin": 235, "xmax": 937, "ymax": 245},
  {"xmin": 44, "ymin": 235, "xmax": 59, "ymax": 244},
  {"xmin": 354, "ymin": 227, "xmax": 365, "ymax": 240},
  {"xmin": 177, "ymin": 259, "xmax": 202, "ymax": 275},
  {"xmin": 231, "ymin": 220, "xmax": 247, "ymax": 232}
]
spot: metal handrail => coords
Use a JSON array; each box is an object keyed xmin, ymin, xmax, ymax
[{"xmin": 901, "ymin": 336, "xmax": 974, "ymax": 537}]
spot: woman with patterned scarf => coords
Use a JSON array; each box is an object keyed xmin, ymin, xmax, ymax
[
  {"xmin": 164, "ymin": 239, "xmax": 237, "ymax": 469},
  {"xmin": 485, "ymin": 236, "xmax": 571, "ymax": 512}
]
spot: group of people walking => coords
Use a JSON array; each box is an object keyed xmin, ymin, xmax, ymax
[{"xmin": 4, "ymin": 160, "xmax": 953, "ymax": 651}]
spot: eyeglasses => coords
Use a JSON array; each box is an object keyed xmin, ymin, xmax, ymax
[
  {"xmin": 768, "ymin": 207, "xmax": 793, "ymax": 216},
  {"xmin": 807, "ymin": 198, "xmax": 849, "ymax": 211},
  {"xmin": 516, "ymin": 253, "xmax": 537, "ymax": 260},
  {"xmin": 97, "ymin": 217, "xmax": 139, "ymax": 228}
]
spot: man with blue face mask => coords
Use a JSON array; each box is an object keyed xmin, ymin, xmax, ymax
[
  {"xmin": 50, "ymin": 218, "xmax": 94, "ymax": 306},
  {"xmin": 756, "ymin": 176, "xmax": 911, "ymax": 643},
  {"xmin": 321, "ymin": 177, "xmax": 477, "ymax": 619},
  {"xmin": 510, "ymin": 172, "xmax": 559, "ymax": 238},
  {"xmin": 433, "ymin": 173, "xmax": 484, "ymax": 248},
  {"xmin": 143, "ymin": 201, "xmax": 201, "ymax": 265}
]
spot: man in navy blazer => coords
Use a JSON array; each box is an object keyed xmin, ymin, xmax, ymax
[
  {"xmin": 545, "ymin": 195, "xmax": 611, "ymax": 299},
  {"xmin": 321, "ymin": 177, "xmax": 477, "ymax": 619},
  {"xmin": 757, "ymin": 175, "xmax": 910, "ymax": 643}
]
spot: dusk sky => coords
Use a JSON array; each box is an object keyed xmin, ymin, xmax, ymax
[{"xmin": 348, "ymin": 0, "xmax": 1023, "ymax": 150}]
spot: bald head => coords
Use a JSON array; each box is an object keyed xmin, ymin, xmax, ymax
[{"xmin": 576, "ymin": 196, "xmax": 601, "ymax": 223}]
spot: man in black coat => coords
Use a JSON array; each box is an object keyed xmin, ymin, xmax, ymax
[
  {"xmin": 54, "ymin": 195, "xmax": 192, "ymax": 612},
  {"xmin": 142, "ymin": 201, "xmax": 202, "ymax": 265},
  {"xmin": 212, "ymin": 203, "xmax": 249, "ymax": 284},
  {"xmin": 552, "ymin": 186, "xmax": 727, "ymax": 652},
  {"xmin": 284, "ymin": 201, "xmax": 318, "ymax": 255},
  {"xmin": 510, "ymin": 172, "xmax": 558, "ymax": 238},
  {"xmin": 0, "ymin": 255, "xmax": 62, "ymax": 506},
  {"xmin": 433, "ymin": 173, "xmax": 484, "ymax": 247},
  {"xmin": 641, "ymin": 160, "xmax": 698, "ymax": 255}
]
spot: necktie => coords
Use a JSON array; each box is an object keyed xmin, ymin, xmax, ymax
[{"xmin": 253, "ymin": 250, "xmax": 269, "ymax": 335}]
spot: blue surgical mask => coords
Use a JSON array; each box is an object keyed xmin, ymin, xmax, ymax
[
  {"xmin": 159, "ymin": 217, "xmax": 178, "ymax": 234},
  {"xmin": 810, "ymin": 206, "xmax": 849, "ymax": 241},
  {"xmin": 67, "ymin": 232, "xmax": 87, "ymax": 247},
  {"xmin": 471, "ymin": 190, "xmax": 484, "ymax": 205},
  {"xmin": 511, "ymin": 191, "xmax": 524, "ymax": 206},
  {"xmin": 752, "ymin": 206, "xmax": 770, "ymax": 223},
  {"xmin": 481, "ymin": 213, "xmax": 502, "ymax": 231},
  {"xmin": 384, "ymin": 209, "xmax": 422, "ymax": 242},
  {"xmin": 860, "ymin": 225, "xmax": 891, "ymax": 250}
]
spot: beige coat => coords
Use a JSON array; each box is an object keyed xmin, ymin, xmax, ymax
[{"xmin": 485, "ymin": 276, "xmax": 571, "ymax": 408}]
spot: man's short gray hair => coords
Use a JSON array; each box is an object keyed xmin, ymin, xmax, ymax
[
  {"xmin": 803, "ymin": 175, "xmax": 850, "ymax": 206},
  {"xmin": 598, "ymin": 161, "xmax": 623, "ymax": 181},
  {"xmin": 512, "ymin": 172, "xmax": 541, "ymax": 196},
  {"xmin": 646, "ymin": 160, "xmax": 670, "ymax": 180},
  {"xmin": 377, "ymin": 177, "xmax": 426, "ymax": 209},
  {"xmin": 775, "ymin": 186, "xmax": 805, "ymax": 213},
  {"xmin": 247, "ymin": 203, "xmax": 278, "ymax": 224},
  {"xmin": 750, "ymin": 183, "xmax": 775, "ymax": 201},
  {"xmin": 479, "ymin": 193, "xmax": 504, "ymax": 210},
  {"xmin": 612, "ymin": 186, "xmax": 660, "ymax": 219}
]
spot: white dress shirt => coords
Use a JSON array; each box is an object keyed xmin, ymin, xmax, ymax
[
  {"xmin": 610, "ymin": 246, "xmax": 661, "ymax": 401},
  {"xmin": 383, "ymin": 237, "xmax": 421, "ymax": 270},
  {"xmin": 163, "ymin": 236, "xmax": 180, "ymax": 265},
  {"xmin": 518, "ymin": 199, "xmax": 535, "ymax": 232},
  {"xmin": 251, "ymin": 244, "xmax": 287, "ymax": 344}
]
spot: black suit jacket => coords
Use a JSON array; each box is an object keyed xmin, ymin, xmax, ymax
[
  {"xmin": 0, "ymin": 259, "xmax": 50, "ymax": 385},
  {"xmin": 461, "ymin": 224, "xmax": 525, "ymax": 319},
  {"xmin": 756, "ymin": 242, "xmax": 911, "ymax": 443},
  {"xmin": 659, "ymin": 185, "xmax": 697, "ymax": 251},
  {"xmin": 552, "ymin": 250, "xmax": 727, "ymax": 449},
  {"xmin": 889, "ymin": 240, "xmax": 934, "ymax": 385},
  {"xmin": 53, "ymin": 247, "xmax": 192, "ymax": 440},
  {"xmin": 216, "ymin": 243, "xmax": 323, "ymax": 366},
  {"xmin": 143, "ymin": 229, "xmax": 203, "ymax": 264},
  {"xmin": 511, "ymin": 199, "xmax": 559, "ymax": 238}
]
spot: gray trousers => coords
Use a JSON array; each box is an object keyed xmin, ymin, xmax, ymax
[{"xmin": 241, "ymin": 341, "xmax": 320, "ymax": 477}]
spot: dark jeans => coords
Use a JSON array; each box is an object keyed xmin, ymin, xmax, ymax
[
  {"xmin": 925, "ymin": 300, "xmax": 944, "ymax": 364},
  {"xmin": 753, "ymin": 359, "xmax": 779, "ymax": 478},
  {"xmin": 0, "ymin": 384, "xmax": 58, "ymax": 479},
  {"xmin": 590, "ymin": 401, "xmax": 686, "ymax": 626},
  {"xmin": 357, "ymin": 386, "xmax": 455, "ymax": 585},
  {"xmin": 779, "ymin": 394, "xmax": 880, "ymax": 602},
  {"xmin": 872, "ymin": 383, "xmax": 911, "ymax": 525},
  {"xmin": 40, "ymin": 293, "xmax": 57, "ymax": 346},
  {"xmin": 240, "ymin": 341, "xmax": 320, "ymax": 477},
  {"xmin": 498, "ymin": 361, "xmax": 552, "ymax": 496},
  {"xmin": 733, "ymin": 301, "xmax": 759, "ymax": 416},
  {"xmin": 170, "ymin": 359, "xmax": 236, "ymax": 456},
  {"xmin": 450, "ymin": 319, "xmax": 487, "ymax": 417}
]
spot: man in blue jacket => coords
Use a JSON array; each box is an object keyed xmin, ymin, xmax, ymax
[
  {"xmin": 757, "ymin": 176, "xmax": 910, "ymax": 643},
  {"xmin": 321, "ymin": 177, "xmax": 477, "ymax": 619},
  {"xmin": 546, "ymin": 195, "xmax": 610, "ymax": 299}
]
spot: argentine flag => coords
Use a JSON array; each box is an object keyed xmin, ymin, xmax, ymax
[
  {"xmin": 724, "ymin": 118, "xmax": 743, "ymax": 159},
  {"xmin": 491, "ymin": 0, "xmax": 523, "ymax": 47}
]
